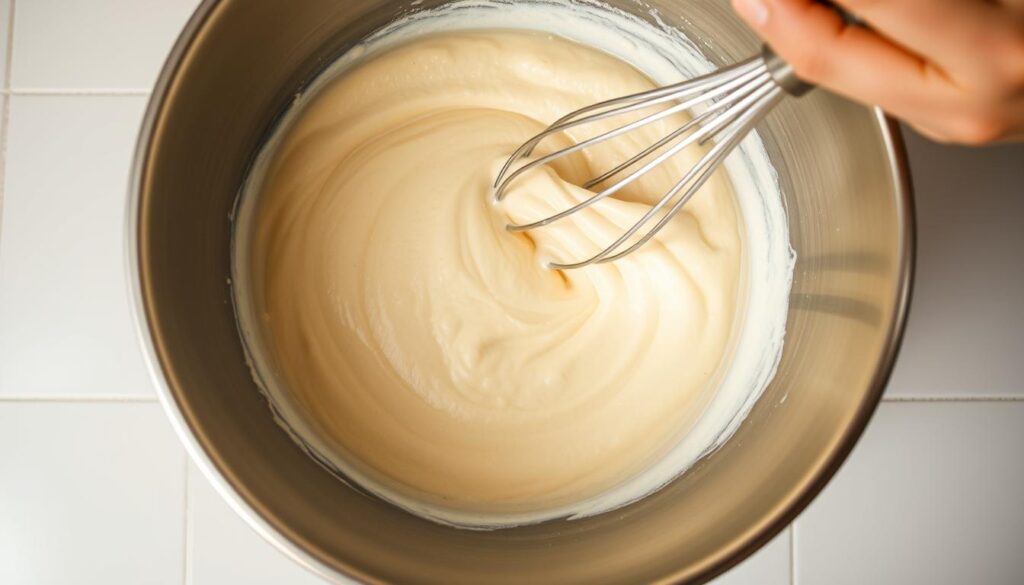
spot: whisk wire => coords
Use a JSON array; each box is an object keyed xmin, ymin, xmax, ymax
[
  {"xmin": 506, "ymin": 68, "xmax": 772, "ymax": 234},
  {"xmin": 494, "ymin": 47, "xmax": 804, "ymax": 269},
  {"xmin": 549, "ymin": 82, "xmax": 784, "ymax": 269},
  {"xmin": 540, "ymin": 56, "xmax": 762, "ymax": 132},
  {"xmin": 578, "ymin": 87, "xmax": 786, "ymax": 268},
  {"xmin": 582, "ymin": 68, "xmax": 771, "ymax": 190},
  {"xmin": 493, "ymin": 60, "xmax": 765, "ymax": 202}
]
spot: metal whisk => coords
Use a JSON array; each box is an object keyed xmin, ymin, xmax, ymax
[{"xmin": 493, "ymin": 47, "xmax": 810, "ymax": 270}]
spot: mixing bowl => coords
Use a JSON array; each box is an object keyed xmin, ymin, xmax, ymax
[{"xmin": 128, "ymin": 0, "xmax": 914, "ymax": 582}]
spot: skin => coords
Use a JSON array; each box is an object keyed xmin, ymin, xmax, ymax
[{"xmin": 731, "ymin": 0, "xmax": 1024, "ymax": 144}]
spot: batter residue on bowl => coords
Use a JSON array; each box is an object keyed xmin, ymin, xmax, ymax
[{"xmin": 234, "ymin": 1, "xmax": 794, "ymax": 529}]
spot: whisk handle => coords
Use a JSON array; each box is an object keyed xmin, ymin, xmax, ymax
[
  {"xmin": 763, "ymin": 45, "xmax": 812, "ymax": 97},
  {"xmin": 763, "ymin": 1, "xmax": 860, "ymax": 97}
]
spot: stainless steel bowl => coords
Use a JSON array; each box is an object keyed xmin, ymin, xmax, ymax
[{"xmin": 128, "ymin": 1, "xmax": 914, "ymax": 582}]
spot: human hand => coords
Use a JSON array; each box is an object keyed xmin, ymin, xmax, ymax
[{"xmin": 731, "ymin": 0, "xmax": 1024, "ymax": 144}]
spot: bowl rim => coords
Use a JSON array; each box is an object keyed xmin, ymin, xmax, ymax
[
  {"xmin": 696, "ymin": 113, "xmax": 916, "ymax": 583},
  {"xmin": 126, "ymin": 1, "xmax": 916, "ymax": 583}
]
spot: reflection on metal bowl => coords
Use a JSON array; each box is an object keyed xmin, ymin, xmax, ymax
[{"xmin": 128, "ymin": 0, "xmax": 914, "ymax": 582}]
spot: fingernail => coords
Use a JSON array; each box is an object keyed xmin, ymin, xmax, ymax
[{"xmin": 733, "ymin": 0, "xmax": 770, "ymax": 28}]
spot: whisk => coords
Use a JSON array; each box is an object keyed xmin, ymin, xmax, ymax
[{"xmin": 492, "ymin": 47, "xmax": 811, "ymax": 270}]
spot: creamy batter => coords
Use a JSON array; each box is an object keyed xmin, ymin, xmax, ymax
[{"xmin": 236, "ymin": 1, "xmax": 794, "ymax": 528}]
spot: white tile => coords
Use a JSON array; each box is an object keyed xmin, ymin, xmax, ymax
[
  {"xmin": 0, "ymin": 0, "xmax": 11, "ymax": 88},
  {"xmin": 0, "ymin": 95, "xmax": 154, "ymax": 396},
  {"xmin": 886, "ymin": 129, "xmax": 1024, "ymax": 398},
  {"xmin": 711, "ymin": 528, "xmax": 790, "ymax": 585},
  {"xmin": 0, "ymin": 93, "xmax": 6, "ymax": 183},
  {"xmin": 796, "ymin": 402, "xmax": 1024, "ymax": 585},
  {"xmin": 0, "ymin": 401, "xmax": 186, "ymax": 584},
  {"xmin": 189, "ymin": 463, "xmax": 336, "ymax": 585},
  {"xmin": 10, "ymin": 0, "xmax": 199, "ymax": 90}
]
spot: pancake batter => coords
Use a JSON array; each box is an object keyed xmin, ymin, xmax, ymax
[{"xmin": 236, "ymin": 2, "xmax": 794, "ymax": 528}]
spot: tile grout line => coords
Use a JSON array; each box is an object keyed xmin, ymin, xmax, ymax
[
  {"xmin": 1, "ymin": 88, "xmax": 151, "ymax": 96},
  {"xmin": 790, "ymin": 522, "xmax": 797, "ymax": 585},
  {"xmin": 882, "ymin": 395, "xmax": 1024, "ymax": 403},
  {"xmin": 2, "ymin": 0, "xmax": 13, "ymax": 89},
  {"xmin": 0, "ymin": 394, "xmax": 159, "ymax": 402},
  {"xmin": 0, "ymin": 0, "xmax": 15, "ymax": 256},
  {"xmin": 0, "ymin": 92, "xmax": 9, "ymax": 245},
  {"xmin": 184, "ymin": 454, "xmax": 192, "ymax": 585}
]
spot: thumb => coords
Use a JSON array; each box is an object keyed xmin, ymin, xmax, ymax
[{"xmin": 731, "ymin": 0, "xmax": 933, "ymax": 114}]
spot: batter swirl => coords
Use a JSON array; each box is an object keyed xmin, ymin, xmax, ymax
[{"xmin": 236, "ymin": 25, "xmax": 786, "ymax": 527}]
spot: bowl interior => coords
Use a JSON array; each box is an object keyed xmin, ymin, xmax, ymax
[{"xmin": 132, "ymin": 0, "xmax": 912, "ymax": 582}]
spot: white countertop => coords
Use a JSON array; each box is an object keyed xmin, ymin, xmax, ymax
[{"xmin": 0, "ymin": 2, "xmax": 1022, "ymax": 584}]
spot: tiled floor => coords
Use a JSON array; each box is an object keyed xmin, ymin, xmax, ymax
[
  {"xmin": 0, "ymin": 2, "xmax": 1022, "ymax": 584},
  {"xmin": 0, "ymin": 402, "xmax": 186, "ymax": 585},
  {"xmin": 0, "ymin": 95, "xmax": 152, "ymax": 396},
  {"xmin": 885, "ymin": 132, "xmax": 1024, "ymax": 399},
  {"xmin": 796, "ymin": 402, "xmax": 1024, "ymax": 585},
  {"xmin": 9, "ymin": 0, "xmax": 198, "ymax": 90},
  {"xmin": 186, "ymin": 463, "xmax": 329, "ymax": 585},
  {"xmin": 0, "ymin": 0, "xmax": 10, "ymax": 89}
]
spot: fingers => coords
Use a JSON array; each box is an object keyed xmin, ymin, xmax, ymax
[
  {"xmin": 732, "ymin": 0, "xmax": 948, "ymax": 118},
  {"xmin": 832, "ymin": 0, "xmax": 1003, "ymax": 69},
  {"xmin": 830, "ymin": 0, "xmax": 1024, "ymax": 82},
  {"xmin": 732, "ymin": 0, "xmax": 1024, "ymax": 144}
]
